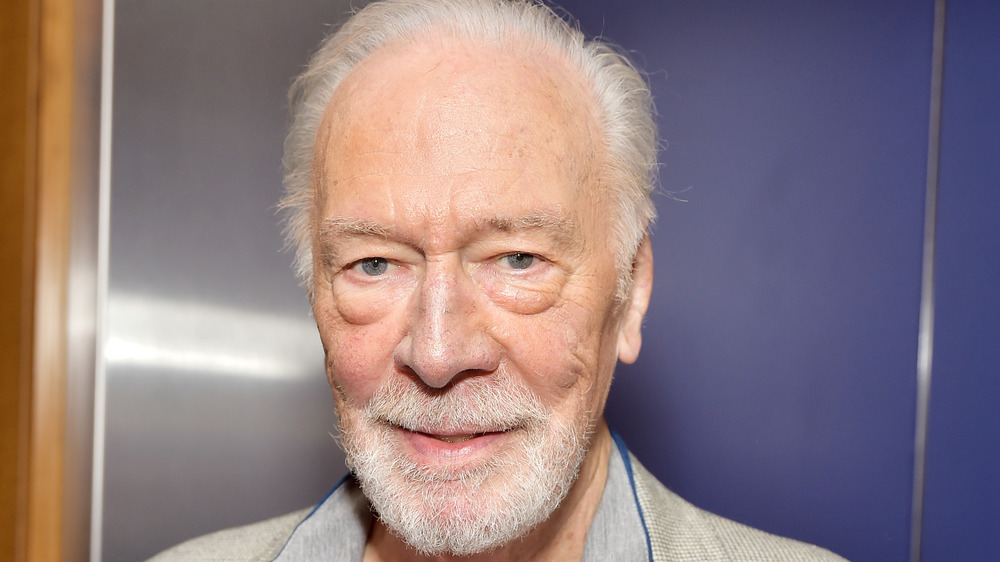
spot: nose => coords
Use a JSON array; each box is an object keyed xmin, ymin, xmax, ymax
[{"xmin": 394, "ymin": 258, "xmax": 500, "ymax": 388}]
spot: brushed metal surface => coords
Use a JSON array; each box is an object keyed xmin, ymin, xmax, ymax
[{"xmin": 100, "ymin": 2, "xmax": 354, "ymax": 559}]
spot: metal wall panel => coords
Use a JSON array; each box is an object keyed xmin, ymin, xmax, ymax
[{"xmin": 101, "ymin": 2, "xmax": 352, "ymax": 559}]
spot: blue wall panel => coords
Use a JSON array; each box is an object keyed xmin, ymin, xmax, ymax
[
  {"xmin": 921, "ymin": 1, "xmax": 1000, "ymax": 559},
  {"xmin": 558, "ymin": 2, "xmax": 935, "ymax": 559}
]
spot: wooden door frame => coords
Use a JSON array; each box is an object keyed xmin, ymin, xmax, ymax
[{"xmin": 2, "ymin": 0, "xmax": 79, "ymax": 559}]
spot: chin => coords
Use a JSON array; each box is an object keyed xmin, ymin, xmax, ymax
[{"xmin": 340, "ymin": 378, "xmax": 590, "ymax": 556}]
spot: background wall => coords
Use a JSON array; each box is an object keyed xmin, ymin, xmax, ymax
[
  {"xmin": 96, "ymin": 1, "xmax": 998, "ymax": 560},
  {"xmin": 920, "ymin": 0, "xmax": 1000, "ymax": 559},
  {"xmin": 574, "ymin": 2, "xmax": 929, "ymax": 560}
]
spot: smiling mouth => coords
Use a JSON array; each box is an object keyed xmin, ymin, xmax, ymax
[
  {"xmin": 419, "ymin": 431, "xmax": 495, "ymax": 443},
  {"xmin": 393, "ymin": 426, "xmax": 519, "ymax": 462}
]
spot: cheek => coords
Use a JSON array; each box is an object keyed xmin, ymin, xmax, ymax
[
  {"xmin": 317, "ymin": 309, "xmax": 401, "ymax": 404},
  {"xmin": 475, "ymin": 267, "xmax": 564, "ymax": 315},
  {"xmin": 333, "ymin": 274, "xmax": 414, "ymax": 325},
  {"xmin": 501, "ymin": 289, "xmax": 621, "ymax": 423},
  {"xmin": 500, "ymin": 304, "xmax": 599, "ymax": 399}
]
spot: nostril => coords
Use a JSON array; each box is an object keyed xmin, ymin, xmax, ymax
[
  {"xmin": 396, "ymin": 365, "xmax": 492, "ymax": 393},
  {"xmin": 394, "ymin": 319, "xmax": 501, "ymax": 389}
]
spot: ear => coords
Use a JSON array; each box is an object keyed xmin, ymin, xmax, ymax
[{"xmin": 617, "ymin": 236, "xmax": 654, "ymax": 364}]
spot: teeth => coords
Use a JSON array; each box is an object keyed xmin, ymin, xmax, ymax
[{"xmin": 433, "ymin": 434, "xmax": 478, "ymax": 443}]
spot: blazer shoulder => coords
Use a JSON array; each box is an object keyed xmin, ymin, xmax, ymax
[
  {"xmin": 629, "ymin": 454, "xmax": 847, "ymax": 562},
  {"xmin": 146, "ymin": 507, "xmax": 311, "ymax": 562}
]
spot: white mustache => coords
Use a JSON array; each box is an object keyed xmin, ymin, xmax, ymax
[{"xmin": 363, "ymin": 374, "xmax": 550, "ymax": 435}]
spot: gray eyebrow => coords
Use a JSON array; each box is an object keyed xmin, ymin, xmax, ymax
[
  {"xmin": 316, "ymin": 218, "xmax": 392, "ymax": 270},
  {"xmin": 481, "ymin": 213, "xmax": 568, "ymax": 232},
  {"xmin": 320, "ymin": 217, "xmax": 393, "ymax": 239},
  {"xmin": 477, "ymin": 212, "xmax": 578, "ymax": 250}
]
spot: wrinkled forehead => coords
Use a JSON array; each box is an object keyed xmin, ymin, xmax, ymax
[{"xmin": 311, "ymin": 32, "xmax": 605, "ymax": 197}]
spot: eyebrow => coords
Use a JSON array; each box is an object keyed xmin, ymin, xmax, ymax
[
  {"xmin": 320, "ymin": 217, "xmax": 393, "ymax": 239},
  {"xmin": 317, "ymin": 218, "xmax": 392, "ymax": 269},
  {"xmin": 476, "ymin": 212, "xmax": 578, "ymax": 249}
]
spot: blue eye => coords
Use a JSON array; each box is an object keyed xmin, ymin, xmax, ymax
[
  {"xmin": 503, "ymin": 253, "xmax": 535, "ymax": 270},
  {"xmin": 358, "ymin": 257, "xmax": 389, "ymax": 276}
]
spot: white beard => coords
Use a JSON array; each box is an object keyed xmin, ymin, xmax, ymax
[{"xmin": 336, "ymin": 373, "xmax": 591, "ymax": 556}]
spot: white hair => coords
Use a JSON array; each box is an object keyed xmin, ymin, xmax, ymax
[{"xmin": 281, "ymin": 0, "xmax": 658, "ymax": 299}]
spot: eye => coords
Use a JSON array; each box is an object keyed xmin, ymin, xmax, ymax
[
  {"xmin": 353, "ymin": 257, "xmax": 390, "ymax": 276},
  {"xmin": 500, "ymin": 252, "xmax": 536, "ymax": 270}
]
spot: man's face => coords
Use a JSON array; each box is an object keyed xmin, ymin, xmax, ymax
[{"xmin": 310, "ymin": 36, "xmax": 643, "ymax": 555}]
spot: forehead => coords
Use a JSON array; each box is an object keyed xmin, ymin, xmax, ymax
[
  {"xmin": 325, "ymin": 33, "xmax": 599, "ymax": 142},
  {"xmin": 313, "ymin": 34, "xmax": 604, "ymax": 222}
]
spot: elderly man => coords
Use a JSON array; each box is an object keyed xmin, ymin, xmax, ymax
[{"xmin": 153, "ymin": 0, "xmax": 844, "ymax": 560}]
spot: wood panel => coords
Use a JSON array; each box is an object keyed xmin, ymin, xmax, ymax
[
  {"xmin": 1, "ymin": 0, "xmax": 40, "ymax": 558},
  {"xmin": 1, "ymin": 0, "xmax": 76, "ymax": 559},
  {"xmin": 28, "ymin": 0, "xmax": 74, "ymax": 560}
]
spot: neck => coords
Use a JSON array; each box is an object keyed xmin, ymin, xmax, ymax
[{"xmin": 362, "ymin": 420, "xmax": 614, "ymax": 562}]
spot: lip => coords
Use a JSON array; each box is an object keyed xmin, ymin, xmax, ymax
[{"xmin": 398, "ymin": 427, "xmax": 511, "ymax": 462}]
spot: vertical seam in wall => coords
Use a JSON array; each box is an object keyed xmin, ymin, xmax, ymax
[
  {"xmin": 90, "ymin": 0, "xmax": 115, "ymax": 559},
  {"xmin": 910, "ymin": 0, "xmax": 947, "ymax": 561}
]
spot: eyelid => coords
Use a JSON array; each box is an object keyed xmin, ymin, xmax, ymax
[
  {"xmin": 332, "ymin": 239, "xmax": 420, "ymax": 272},
  {"xmin": 495, "ymin": 252, "xmax": 545, "ymax": 270},
  {"xmin": 345, "ymin": 257, "xmax": 402, "ymax": 279},
  {"xmin": 352, "ymin": 257, "xmax": 389, "ymax": 274}
]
